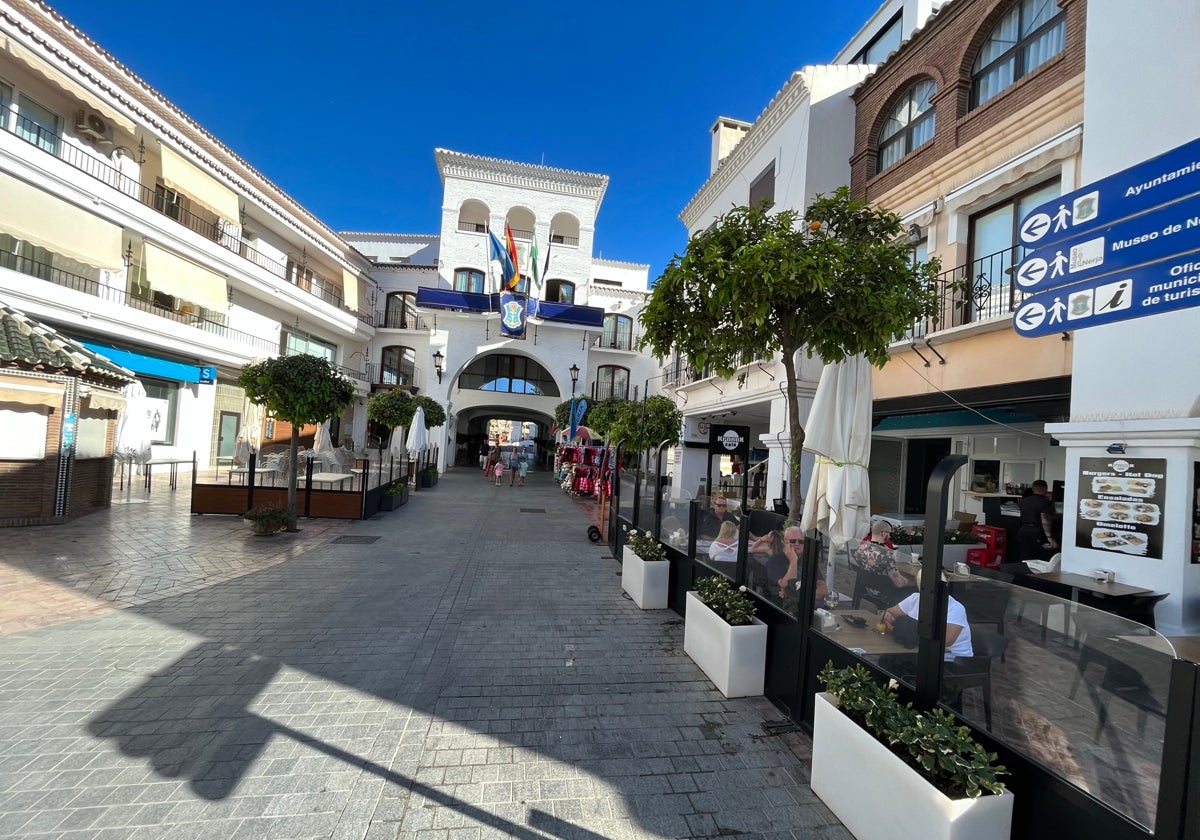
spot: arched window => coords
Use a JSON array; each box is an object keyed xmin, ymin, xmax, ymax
[
  {"xmin": 550, "ymin": 212, "xmax": 580, "ymax": 246},
  {"xmin": 384, "ymin": 292, "xmax": 418, "ymax": 329},
  {"xmin": 601, "ymin": 314, "xmax": 633, "ymax": 350},
  {"xmin": 457, "ymin": 199, "xmax": 489, "ymax": 234},
  {"xmin": 546, "ymin": 279, "xmax": 575, "ymax": 304},
  {"xmin": 454, "ymin": 268, "xmax": 484, "ymax": 294},
  {"xmin": 380, "ymin": 345, "xmax": 416, "ymax": 386},
  {"xmin": 971, "ymin": 0, "xmax": 1065, "ymax": 109},
  {"xmin": 595, "ymin": 366, "xmax": 629, "ymax": 401},
  {"xmin": 877, "ymin": 79, "xmax": 936, "ymax": 172},
  {"xmin": 506, "ymin": 207, "xmax": 535, "ymax": 241},
  {"xmin": 459, "ymin": 354, "xmax": 560, "ymax": 396}
]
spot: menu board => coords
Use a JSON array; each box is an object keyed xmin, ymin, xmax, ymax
[{"xmin": 1076, "ymin": 457, "xmax": 1166, "ymax": 559}]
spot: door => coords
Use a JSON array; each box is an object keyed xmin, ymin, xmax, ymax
[
  {"xmin": 217, "ymin": 412, "xmax": 240, "ymax": 459},
  {"xmin": 904, "ymin": 438, "xmax": 951, "ymax": 514}
]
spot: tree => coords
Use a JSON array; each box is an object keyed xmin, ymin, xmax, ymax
[
  {"xmin": 609, "ymin": 395, "xmax": 683, "ymax": 465},
  {"xmin": 413, "ymin": 394, "xmax": 446, "ymax": 429},
  {"xmin": 366, "ymin": 388, "xmax": 416, "ymax": 452},
  {"xmin": 238, "ymin": 355, "xmax": 355, "ymax": 528},
  {"xmin": 638, "ymin": 188, "xmax": 943, "ymax": 517}
]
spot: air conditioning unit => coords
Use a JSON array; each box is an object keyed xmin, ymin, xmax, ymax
[{"xmin": 75, "ymin": 109, "xmax": 113, "ymax": 144}]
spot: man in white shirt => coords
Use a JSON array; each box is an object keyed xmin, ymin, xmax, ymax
[{"xmin": 883, "ymin": 590, "xmax": 974, "ymax": 661}]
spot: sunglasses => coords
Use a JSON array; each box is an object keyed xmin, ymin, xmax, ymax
[{"xmin": 786, "ymin": 538, "xmax": 804, "ymax": 544}]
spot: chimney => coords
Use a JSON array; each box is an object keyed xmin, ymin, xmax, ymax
[{"xmin": 710, "ymin": 117, "xmax": 751, "ymax": 175}]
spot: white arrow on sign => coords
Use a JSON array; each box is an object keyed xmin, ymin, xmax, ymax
[
  {"xmin": 1020, "ymin": 212, "xmax": 1052, "ymax": 245},
  {"xmin": 1016, "ymin": 258, "xmax": 1048, "ymax": 289},
  {"xmin": 1014, "ymin": 301, "xmax": 1047, "ymax": 332}
]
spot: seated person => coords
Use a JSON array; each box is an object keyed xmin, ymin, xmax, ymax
[
  {"xmin": 708, "ymin": 520, "xmax": 739, "ymax": 564},
  {"xmin": 854, "ymin": 520, "xmax": 910, "ymax": 588},
  {"xmin": 770, "ymin": 526, "xmax": 828, "ymax": 603},
  {"xmin": 698, "ymin": 493, "xmax": 737, "ymax": 538},
  {"xmin": 882, "ymin": 575, "xmax": 973, "ymax": 662},
  {"xmin": 660, "ymin": 515, "xmax": 686, "ymax": 545}
]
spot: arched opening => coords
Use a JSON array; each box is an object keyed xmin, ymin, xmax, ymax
[
  {"xmin": 550, "ymin": 212, "xmax": 580, "ymax": 246},
  {"xmin": 457, "ymin": 199, "xmax": 489, "ymax": 234}
]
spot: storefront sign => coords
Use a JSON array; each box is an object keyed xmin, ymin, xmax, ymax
[
  {"xmin": 1075, "ymin": 456, "xmax": 1166, "ymax": 559},
  {"xmin": 708, "ymin": 424, "xmax": 749, "ymax": 459}
]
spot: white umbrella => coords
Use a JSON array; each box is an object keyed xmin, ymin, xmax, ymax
[
  {"xmin": 313, "ymin": 419, "xmax": 333, "ymax": 455},
  {"xmin": 799, "ymin": 355, "xmax": 874, "ymax": 597},
  {"xmin": 115, "ymin": 380, "xmax": 153, "ymax": 473},
  {"xmin": 405, "ymin": 405, "xmax": 428, "ymax": 459}
]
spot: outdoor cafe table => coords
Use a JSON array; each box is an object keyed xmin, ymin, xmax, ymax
[
  {"xmin": 815, "ymin": 609, "xmax": 913, "ymax": 656},
  {"xmin": 1031, "ymin": 570, "xmax": 1154, "ymax": 601},
  {"xmin": 142, "ymin": 458, "xmax": 192, "ymax": 492},
  {"xmin": 307, "ymin": 472, "xmax": 355, "ymax": 490}
]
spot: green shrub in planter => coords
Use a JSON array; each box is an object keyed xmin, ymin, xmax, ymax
[{"xmin": 243, "ymin": 503, "xmax": 293, "ymax": 535}]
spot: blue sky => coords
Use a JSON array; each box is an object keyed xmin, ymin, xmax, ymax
[{"xmin": 50, "ymin": 0, "xmax": 884, "ymax": 278}]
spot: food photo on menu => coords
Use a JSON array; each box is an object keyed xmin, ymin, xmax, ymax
[{"xmin": 1076, "ymin": 457, "xmax": 1166, "ymax": 560}]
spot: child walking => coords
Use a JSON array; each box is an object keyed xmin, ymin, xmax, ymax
[
  {"xmin": 517, "ymin": 455, "xmax": 529, "ymax": 486},
  {"xmin": 492, "ymin": 457, "xmax": 504, "ymax": 486}
]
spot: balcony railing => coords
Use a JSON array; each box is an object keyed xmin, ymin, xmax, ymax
[
  {"xmin": 593, "ymin": 333, "xmax": 637, "ymax": 351},
  {"xmin": 331, "ymin": 363, "xmax": 367, "ymax": 382},
  {"xmin": 457, "ymin": 221, "xmax": 487, "ymax": 234},
  {"xmin": 0, "ymin": 246, "xmax": 278, "ymax": 355},
  {"xmin": 908, "ymin": 247, "xmax": 1024, "ymax": 339},
  {"xmin": 4, "ymin": 114, "xmax": 348, "ymax": 313},
  {"xmin": 365, "ymin": 362, "xmax": 423, "ymax": 389},
  {"xmin": 592, "ymin": 381, "xmax": 630, "ymax": 401},
  {"xmin": 375, "ymin": 309, "xmax": 429, "ymax": 331},
  {"xmin": 550, "ymin": 233, "xmax": 579, "ymax": 246}
]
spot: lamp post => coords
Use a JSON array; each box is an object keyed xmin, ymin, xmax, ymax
[
  {"xmin": 570, "ymin": 363, "xmax": 579, "ymax": 397},
  {"xmin": 433, "ymin": 350, "xmax": 444, "ymax": 384}
]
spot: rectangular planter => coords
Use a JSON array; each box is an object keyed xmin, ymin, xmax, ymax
[
  {"xmin": 622, "ymin": 546, "xmax": 669, "ymax": 609},
  {"xmin": 812, "ymin": 692, "xmax": 1013, "ymax": 840},
  {"xmin": 683, "ymin": 591, "xmax": 767, "ymax": 698},
  {"xmin": 380, "ymin": 485, "xmax": 408, "ymax": 510}
]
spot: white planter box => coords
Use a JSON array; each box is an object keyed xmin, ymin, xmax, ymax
[
  {"xmin": 622, "ymin": 546, "xmax": 669, "ymax": 609},
  {"xmin": 683, "ymin": 591, "xmax": 767, "ymax": 698},
  {"xmin": 812, "ymin": 692, "xmax": 1013, "ymax": 840}
]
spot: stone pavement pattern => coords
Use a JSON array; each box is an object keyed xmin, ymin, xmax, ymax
[{"xmin": 0, "ymin": 470, "xmax": 848, "ymax": 839}]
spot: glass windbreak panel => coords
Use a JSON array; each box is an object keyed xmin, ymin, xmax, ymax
[
  {"xmin": 660, "ymin": 499, "xmax": 691, "ymax": 552},
  {"xmin": 745, "ymin": 511, "xmax": 808, "ymax": 612},
  {"xmin": 617, "ymin": 470, "xmax": 635, "ymax": 522}
]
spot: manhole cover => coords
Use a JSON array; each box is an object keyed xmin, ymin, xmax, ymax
[
  {"xmin": 519, "ymin": 508, "xmax": 546, "ymax": 514},
  {"xmin": 332, "ymin": 536, "xmax": 382, "ymax": 544}
]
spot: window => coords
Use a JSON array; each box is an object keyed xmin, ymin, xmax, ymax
[
  {"xmin": 142, "ymin": 377, "xmax": 178, "ymax": 445},
  {"xmin": 595, "ymin": 366, "xmax": 629, "ymax": 401},
  {"xmin": 281, "ymin": 329, "xmax": 336, "ymax": 361},
  {"xmin": 967, "ymin": 179, "xmax": 1059, "ymax": 321},
  {"xmin": 972, "ymin": 0, "xmax": 1066, "ymax": 109},
  {"xmin": 15, "ymin": 94, "xmax": 58, "ymax": 155},
  {"xmin": 749, "ymin": 162, "xmax": 775, "ymax": 209},
  {"xmin": 0, "ymin": 81, "xmax": 11, "ymax": 122},
  {"xmin": 154, "ymin": 184, "xmax": 185, "ymax": 221},
  {"xmin": 0, "ymin": 233, "xmax": 52, "ymax": 281},
  {"xmin": 459, "ymin": 354, "xmax": 560, "ymax": 396},
  {"xmin": 878, "ymin": 80, "xmax": 936, "ymax": 172},
  {"xmin": 852, "ymin": 12, "xmax": 903, "ymax": 64},
  {"xmin": 384, "ymin": 292, "xmax": 418, "ymax": 329},
  {"xmin": 601, "ymin": 314, "xmax": 633, "ymax": 350},
  {"xmin": 545, "ymin": 279, "xmax": 575, "ymax": 304},
  {"xmin": 380, "ymin": 345, "xmax": 416, "ymax": 386},
  {"xmin": 285, "ymin": 256, "xmax": 313, "ymax": 291},
  {"xmin": 454, "ymin": 268, "xmax": 484, "ymax": 294}
]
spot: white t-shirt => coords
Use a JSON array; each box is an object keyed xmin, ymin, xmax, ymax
[
  {"xmin": 708, "ymin": 540, "xmax": 738, "ymax": 563},
  {"xmin": 896, "ymin": 593, "xmax": 974, "ymax": 660}
]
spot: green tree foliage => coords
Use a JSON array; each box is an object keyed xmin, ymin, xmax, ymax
[
  {"xmin": 638, "ymin": 188, "xmax": 942, "ymax": 517},
  {"xmin": 366, "ymin": 388, "xmax": 416, "ymax": 452},
  {"xmin": 238, "ymin": 355, "xmax": 356, "ymax": 525},
  {"xmin": 413, "ymin": 394, "xmax": 446, "ymax": 428},
  {"xmin": 609, "ymin": 395, "xmax": 683, "ymax": 459},
  {"xmin": 582, "ymin": 397, "xmax": 623, "ymax": 439}
]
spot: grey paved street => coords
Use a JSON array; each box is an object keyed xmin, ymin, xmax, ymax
[{"xmin": 0, "ymin": 468, "xmax": 845, "ymax": 840}]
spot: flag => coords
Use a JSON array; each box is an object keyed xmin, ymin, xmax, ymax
[
  {"xmin": 569, "ymin": 397, "xmax": 588, "ymax": 442},
  {"xmin": 529, "ymin": 230, "xmax": 542, "ymax": 294},
  {"xmin": 541, "ymin": 237, "xmax": 552, "ymax": 282},
  {"xmin": 499, "ymin": 291, "xmax": 527, "ymax": 338},
  {"xmin": 488, "ymin": 230, "xmax": 517, "ymax": 291},
  {"xmin": 504, "ymin": 224, "xmax": 520, "ymax": 290}
]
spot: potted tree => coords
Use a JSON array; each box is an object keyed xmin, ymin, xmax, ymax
[
  {"xmin": 243, "ymin": 503, "xmax": 293, "ymax": 536},
  {"xmin": 813, "ymin": 663, "xmax": 1012, "ymax": 840},
  {"xmin": 621, "ymin": 527, "xmax": 669, "ymax": 610},
  {"xmin": 683, "ymin": 575, "xmax": 767, "ymax": 698},
  {"xmin": 380, "ymin": 481, "xmax": 409, "ymax": 510}
]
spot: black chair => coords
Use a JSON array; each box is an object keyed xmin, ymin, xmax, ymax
[
  {"xmin": 850, "ymin": 569, "xmax": 911, "ymax": 611},
  {"xmin": 773, "ymin": 498, "xmax": 789, "ymax": 516},
  {"xmin": 1113, "ymin": 592, "xmax": 1169, "ymax": 630},
  {"xmin": 943, "ymin": 629, "xmax": 1009, "ymax": 729}
]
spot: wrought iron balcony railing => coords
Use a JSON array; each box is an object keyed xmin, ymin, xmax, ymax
[{"xmin": 907, "ymin": 247, "xmax": 1024, "ymax": 340}]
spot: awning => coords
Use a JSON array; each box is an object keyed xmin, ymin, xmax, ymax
[
  {"xmin": 342, "ymin": 269, "xmax": 359, "ymax": 311},
  {"xmin": 0, "ymin": 170, "xmax": 123, "ymax": 270},
  {"xmin": 84, "ymin": 388, "xmax": 126, "ymax": 412},
  {"xmin": 143, "ymin": 242, "xmax": 228, "ymax": 313},
  {"xmin": 416, "ymin": 287, "xmax": 493, "ymax": 312},
  {"xmin": 534, "ymin": 301, "xmax": 605, "ymax": 327},
  {"xmin": 158, "ymin": 144, "xmax": 240, "ymax": 222},
  {"xmin": 79, "ymin": 341, "xmax": 204, "ymax": 383}
]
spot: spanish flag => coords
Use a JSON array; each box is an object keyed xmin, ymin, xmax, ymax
[{"xmin": 504, "ymin": 224, "xmax": 520, "ymax": 291}]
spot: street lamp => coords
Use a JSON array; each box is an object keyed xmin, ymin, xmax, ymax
[
  {"xmin": 569, "ymin": 364, "xmax": 580, "ymax": 396},
  {"xmin": 432, "ymin": 350, "xmax": 444, "ymax": 384}
]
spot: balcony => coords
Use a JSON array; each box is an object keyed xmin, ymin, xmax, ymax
[
  {"xmin": 3, "ymin": 115, "xmax": 351, "ymax": 314},
  {"xmin": 550, "ymin": 233, "xmax": 579, "ymax": 247},
  {"xmin": 909, "ymin": 247, "xmax": 1023, "ymax": 339},
  {"xmin": 0, "ymin": 246, "xmax": 278, "ymax": 356},
  {"xmin": 593, "ymin": 333, "xmax": 638, "ymax": 351},
  {"xmin": 375, "ymin": 309, "xmax": 429, "ymax": 331},
  {"xmin": 413, "ymin": 287, "xmax": 605, "ymax": 327}
]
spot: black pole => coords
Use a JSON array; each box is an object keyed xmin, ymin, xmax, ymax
[
  {"xmin": 653, "ymin": 439, "xmax": 671, "ymax": 537},
  {"xmin": 914, "ymin": 453, "xmax": 968, "ymax": 711}
]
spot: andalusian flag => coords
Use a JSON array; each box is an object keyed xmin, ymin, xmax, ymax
[
  {"xmin": 529, "ymin": 230, "xmax": 542, "ymax": 294},
  {"xmin": 504, "ymin": 224, "xmax": 520, "ymax": 291}
]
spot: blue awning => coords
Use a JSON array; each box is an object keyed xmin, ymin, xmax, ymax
[
  {"xmin": 79, "ymin": 341, "xmax": 203, "ymax": 383},
  {"xmin": 415, "ymin": 287, "xmax": 494, "ymax": 312},
  {"xmin": 532, "ymin": 301, "xmax": 605, "ymax": 327}
]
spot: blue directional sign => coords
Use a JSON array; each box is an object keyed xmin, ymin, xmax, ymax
[
  {"xmin": 1019, "ymin": 135, "xmax": 1200, "ymax": 249},
  {"xmin": 1013, "ymin": 193, "xmax": 1200, "ymax": 294},
  {"xmin": 1012, "ymin": 250, "xmax": 1200, "ymax": 338}
]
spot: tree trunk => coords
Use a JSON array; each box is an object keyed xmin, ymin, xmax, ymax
[
  {"xmin": 778, "ymin": 347, "xmax": 807, "ymax": 521},
  {"xmin": 286, "ymin": 427, "xmax": 300, "ymax": 530}
]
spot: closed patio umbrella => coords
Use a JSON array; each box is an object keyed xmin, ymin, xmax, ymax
[
  {"xmin": 800, "ymin": 355, "xmax": 874, "ymax": 597},
  {"xmin": 405, "ymin": 405, "xmax": 428, "ymax": 459},
  {"xmin": 115, "ymin": 380, "xmax": 153, "ymax": 473},
  {"xmin": 313, "ymin": 419, "xmax": 333, "ymax": 455}
]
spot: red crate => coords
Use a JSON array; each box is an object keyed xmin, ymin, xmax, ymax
[
  {"xmin": 966, "ymin": 548, "xmax": 1002, "ymax": 570},
  {"xmin": 971, "ymin": 524, "xmax": 1007, "ymax": 550}
]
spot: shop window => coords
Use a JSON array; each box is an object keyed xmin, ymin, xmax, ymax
[
  {"xmin": 971, "ymin": 0, "xmax": 1066, "ymax": 109},
  {"xmin": 142, "ymin": 377, "xmax": 178, "ymax": 445}
]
